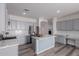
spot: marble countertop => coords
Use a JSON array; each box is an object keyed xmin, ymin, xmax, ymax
[
  {"xmin": 32, "ymin": 35, "xmax": 56, "ymax": 40},
  {"xmin": 0, "ymin": 39, "xmax": 18, "ymax": 49}
]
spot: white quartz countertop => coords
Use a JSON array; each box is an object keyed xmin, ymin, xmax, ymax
[
  {"xmin": 32, "ymin": 35, "xmax": 56, "ymax": 40},
  {"xmin": 0, "ymin": 39, "xmax": 18, "ymax": 49}
]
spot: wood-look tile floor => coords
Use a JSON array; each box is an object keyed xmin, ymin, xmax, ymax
[{"xmin": 18, "ymin": 43, "xmax": 79, "ymax": 56}]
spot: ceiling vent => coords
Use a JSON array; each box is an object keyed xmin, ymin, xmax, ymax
[
  {"xmin": 22, "ymin": 9, "xmax": 30, "ymax": 15},
  {"xmin": 24, "ymin": 9, "xmax": 30, "ymax": 11}
]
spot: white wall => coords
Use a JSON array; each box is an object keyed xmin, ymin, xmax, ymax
[{"xmin": 0, "ymin": 3, "xmax": 6, "ymax": 33}]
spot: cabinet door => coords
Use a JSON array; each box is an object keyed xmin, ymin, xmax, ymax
[
  {"xmin": 17, "ymin": 21, "xmax": 26, "ymax": 30},
  {"xmin": 73, "ymin": 19, "xmax": 79, "ymax": 30},
  {"xmin": 56, "ymin": 21, "xmax": 62, "ymax": 31},
  {"xmin": 17, "ymin": 21, "xmax": 21, "ymax": 30},
  {"xmin": 11, "ymin": 20, "xmax": 17, "ymax": 30},
  {"xmin": 57, "ymin": 20, "xmax": 73, "ymax": 31},
  {"xmin": 66, "ymin": 20, "xmax": 73, "ymax": 31},
  {"xmin": 55, "ymin": 35, "xmax": 66, "ymax": 44},
  {"xmin": 20, "ymin": 22, "xmax": 25, "ymax": 30},
  {"xmin": 17, "ymin": 36, "xmax": 27, "ymax": 45},
  {"xmin": 61, "ymin": 21, "xmax": 67, "ymax": 31}
]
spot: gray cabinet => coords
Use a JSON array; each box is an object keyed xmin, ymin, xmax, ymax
[
  {"xmin": 73, "ymin": 19, "xmax": 79, "ymax": 30},
  {"xmin": 55, "ymin": 35, "xmax": 66, "ymax": 44},
  {"xmin": 57, "ymin": 21, "xmax": 62, "ymax": 31},
  {"xmin": 57, "ymin": 21, "xmax": 67, "ymax": 31},
  {"xmin": 57, "ymin": 20, "xmax": 73, "ymax": 31},
  {"xmin": 61, "ymin": 21, "xmax": 67, "ymax": 31},
  {"xmin": 76, "ymin": 40, "xmax": 79, "ymax": 47},
  {"xmin": 17, "ymin": 21, "xmax": 26, "ymax": 30},
  {"xmin": 17, "ymin": 22, "xmax": 21, "ymax": 30},
  {"xmin": 66, "ymin": 20, "xmax": 73, "ymax": 31},
  {"xmin": 20, "ymin": 22, "xmax": 25, "ymax": 30},
  {"xmin": 17, "ymin": 35, "xmax": 27, "ymax": 45},
  {"xmin": 11, "ymin": 20, "xmax": 17, "ymax": 30}
]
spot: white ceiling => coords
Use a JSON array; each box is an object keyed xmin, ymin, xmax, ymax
[{"xmin": 7, "ymin": 3, "xmax": 79, "ymax": 19}]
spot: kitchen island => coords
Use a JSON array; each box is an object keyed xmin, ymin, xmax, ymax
[
  {"xmin": 32, "ymin": 35, "xmax": 55, "ymax": 54},
  {"xmin": 0, "ymin": 39, "xmax": 18, "ymax": 56}
]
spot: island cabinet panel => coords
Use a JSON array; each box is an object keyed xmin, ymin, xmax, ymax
[
  {"xmin": 32, "ymin": 36, "xmax": 55, "ymax": 54},
  {"xmin": 37, "ymin": 37, "xmax": 54, "ymax": 51}
]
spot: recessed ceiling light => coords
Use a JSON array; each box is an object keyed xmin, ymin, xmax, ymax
[
  {"xmin": 22, "ymin": 12, "xmax": 26, "ymax": 15},
  {"xmin": 22, "ymin": 9, "xmax": 30, "ymax": 15},
  {"xmin": 57, "ymin": 10, "xmax": 60, "ymax": 13}
]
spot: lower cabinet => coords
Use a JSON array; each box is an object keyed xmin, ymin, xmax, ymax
[
  {"xmin": 32, "ymin": 36, "xmax": 55, "ymax": 54},
  {"xmin": 17, "ymin": 35, "xmax": 27, "ymax": 45},
  {"xmin": 55, "ymin": 35, "xmax": 66, "ymax": 44},
  {"xmin": 55, "ymin": 35, "xmax": 79, "ymax": 48},
  {"xmin": 76, "ymin": 40, "xmax": 79, "ymax": 48}
]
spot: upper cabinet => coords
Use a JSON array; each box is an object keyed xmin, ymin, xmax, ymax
[
  {"xmin": 57, "ymin": 21, "xmax": 62, "ymax": 31},
  {"xmin": 66, "ymin": 20, "xmax": 73, "ymax": 31},
  {"xmin": 19, "ymin": 22, "xmax": 25, "ymax": 30},
  {"xmin": 9, "ymin": 20, "xmax": 35, "ymax": 34},
  {"xmin": 11, "ymin": 20, "xmax": 17, "ymax": 30},
  {"xmin": 73, "ymin": 19, "xmax": 79, "ymax": 30},
  {"xmin": 56, "ymin": 19, "xmax": 78, "ymax": 31},
  {"xmin": 61, "ymin": 21, "xmax": 67, "ymax": 31},
  {"xmin": 57, "ymin": 21, "xmax": 67, "ymax": 31}
]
